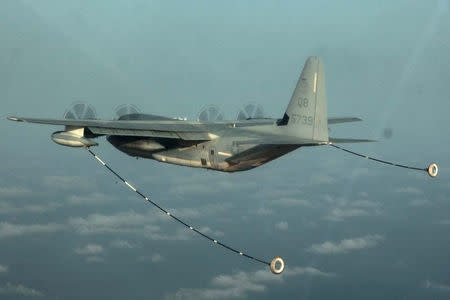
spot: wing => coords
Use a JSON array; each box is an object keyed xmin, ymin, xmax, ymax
[
  {"xmin": 328, "ymin": 117, "xmax": 362, "ymax": 125},
  {"xmin": 7, "ymin": 117, "xmax": 216, "ymax": 141}
]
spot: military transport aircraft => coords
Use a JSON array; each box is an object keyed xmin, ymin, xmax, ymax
[
  {"xmin": 7, "ymin": 56, "xmax": 438, "ymax": 274},
  {"xmin": 7, "ymin": 56, "xmax": 385, "ymax": 173}
]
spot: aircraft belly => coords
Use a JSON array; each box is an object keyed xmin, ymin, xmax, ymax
[
  {"xmin": 107, "ymin": 134, "xmax": 298, "ymax": 172},
  {"xmin": 107, "ymin": 136, "xmax": 165, "ymax": 159},
  {"xmin": 152, "ymin": 147, "xmax": 225, "ymax": 170}
]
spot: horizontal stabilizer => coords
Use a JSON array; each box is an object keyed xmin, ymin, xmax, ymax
[
  {"xmin": 328, "ymin": 117, "xmax": 362, "ymax": 125},
  {"xmin": 329, "ymin": 137, "xmax": 376, "ymax": 143}
]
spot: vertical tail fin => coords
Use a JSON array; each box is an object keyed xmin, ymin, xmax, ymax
[{"xmin": 282, "ymin": 56, "xmax": 328, "ymax": 142}]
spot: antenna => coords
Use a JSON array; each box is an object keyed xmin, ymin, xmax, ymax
[{"xmin": 329, "ymin": 144, "xmax": 438, "ymax": 177}]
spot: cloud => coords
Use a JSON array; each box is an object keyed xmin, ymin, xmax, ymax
[
  {"xmin": 86, "ymin": 256, "xmax": 105, "ymax": 263},
  {"xmin": 255, "ymin": 207, "xmax": 273, "ymax": 215},
  {"xmin": 409, "ymin": 198, "xmax": 431, "ymax": 206},
  {"xmin": 0, "ymin": 222, "xmax": 64, "ymax": 239},
  {"xmin": 143, "ymin": 227, "xmax": 193, "ymax": 241},
  {"xmin": 68, "ymin": 210, "xmax": 157, "ymax": 235},
  {"xmin": 0, "ymin": 186, "xmax": 31, "ymax": 197},
  {"xmin": 271, "ymin": 198, "xmax": 311, "ymax": 207},
  {"xmin": 74, "ymin": 244, "xmax": 104, "ymax": 255},
  {"xmin": 275, "ymin": 221, "xmax": 289, "ymax": 231},
  {"xmin": 351, "ymin": 200, "xmax": 380, "ymax": 208},
  {"xmin": 322, "ymin": 194, "xmax": 380, "ymax": 208},
  {"xmin": 395, "ymin": 186, "xmax": 423, "ymax": 195},
  {"xmin": 42, "ymin": 175, "xmax": 93, "ymax": 191},
  {"xmin": 166, "ymin": 266, "xmax": 334, "ymax": 300},
  {"xmin": 436, "ymin": 219, "xmax": 450, "ymax": 225},
  {"xmin": 349, "ymin": 168, "xmax": 369, "ymax": 177},
  {"xmin": 311, "ymin": 174, "xmax": 336, "ymax": 185},
  {"xmin": 423, "ymin": 280, "xmax": 450, "ymax": 292},
  {"xmin": 110, "ymin": 239, "xmax": 135, "ymax": 249},
  {"xmin": 308, "ymin": 234, "xmax": 384, "ymax": 254},
  {"xmin": 169, "ymin": 183, "xmax": 217, "ymax": 196},
  {"xmin": 303, "ymin": 174, "xmax": 336, "ymax": 187},
  {"xmin": 320, "ymin": 194, "xmax": 382, "ymax": 221},
  {"xmin": 284, "ymin": 266, "xmax": 335, "ymax": 277},
  {"xmin": 0, "ymin": 282, "xmax": 43, "ymax": 297},
  {"xmin": 168, "ymin": 204, "xmax": 232, "ymax": 220},
  {"xmin": 169, "ymin": 207, "xmax": 201, "ymax": 219},
  {"xmin": 66, "ymin": 193, "xmax": 110, "ymax": 205},
  {"xmin": 68, "ymin": 210, "xmax": 223, "ymax": 241},
  {"xmin": 252, "ymin": 187, "xmax": 300, "ymax": 202},
  {"xmin": 0, "ymin": 265, "xmax": 8, "ymax": 273},
  {"xmin": 137, "ymin": 253, "xmax": 164, "ymax": 263},
  {"xmin": 358, "ymin": 191, "xmax": 369, "ymax": 198},
  {"xmin": 168, "ymin": 175, "xmax": 258, "ymax": 197},
  {"xmin": 324, "ymin": 208, "xmax": 370, "ymax": 221},
  {"xmin": 0, "ymin": 201, "xmax": 62, "ymax": 215},
  {"xmin": 68, "ymin": 211, "xmax": 188, "ymax": 241},
  {"xmin": 197, "ymin": 226, "xmax": 224, "ymax": 237},
  {"xmin": 151, "ymin": 253, "xmax": 164, "ymax": 263}
]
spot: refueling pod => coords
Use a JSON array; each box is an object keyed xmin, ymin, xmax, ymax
[{"xmin": 51, "ymin": 129, "xmax": 98, "ymax": 147}]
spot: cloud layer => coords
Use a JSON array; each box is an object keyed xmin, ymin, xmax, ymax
[
  {"xmin": 308, "ymin": 234, "xmax": 384, "ymax": 254},
  {"xmin": 0, "ymin": 282, "xmax": 43, "ymax": 297},
  {"xmin": 0, "ymin": 265, "xmax": 8, "ymax": 273},
  {"xmin": 0, "ymin": 222, "xmax": 64, "ymax": 239},
  {"xmin": 166, "ymin": 266, "xmax": 334, "ymax": 299},
  {"xmin": 74, "ymin": 244, "xmax": 104, "ymax": 255}
]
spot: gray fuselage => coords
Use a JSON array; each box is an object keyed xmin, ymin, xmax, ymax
[{"xmin": 107, "ymin": 120, "xmax": 301, "ymax": 172}]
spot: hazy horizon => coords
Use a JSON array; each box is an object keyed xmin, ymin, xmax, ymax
[{"xmin": 1, "ymin": 0, "xmax": 450, "ymax": 299}]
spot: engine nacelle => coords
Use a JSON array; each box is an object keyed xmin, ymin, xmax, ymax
[{"xmin": 51, "ymin": 131, "xmax": 98, "ymax": 147}]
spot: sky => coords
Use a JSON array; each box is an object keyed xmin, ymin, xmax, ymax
[{"xmin": 1, "ymin": 0, "xmax": 450, "ymax": 299}]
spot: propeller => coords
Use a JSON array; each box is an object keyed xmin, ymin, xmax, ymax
[
  {"xmin": 114, "ymin": 104, "xmax": 141, "ymax": 120},
  {"xmin": 64, "ymin": 102, "xmax": 97, "ymax": 120},
  {"xmin": 236, "ymin": 103, "xmax": 265, "ymax": 120},
  {"xmin": 197, "ymin": 105, "xmax": 224, "ymax": 122}
]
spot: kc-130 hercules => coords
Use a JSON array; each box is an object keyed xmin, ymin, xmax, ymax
[
  {"xmin": 7, "ymin": 56, "xmax": 439, "ymax": 274},
  {"xmin": 7, "ymin": 56, "xmax": 438, "ymax": 177}
]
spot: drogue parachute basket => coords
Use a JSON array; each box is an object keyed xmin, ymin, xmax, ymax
[
  {"xmin": 427, "ymin": 163, "xmax": 438, "ymax": 178},
  {"xmin": 270, "ymin": 257, "xmax": 285, "ymax": 274}
]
